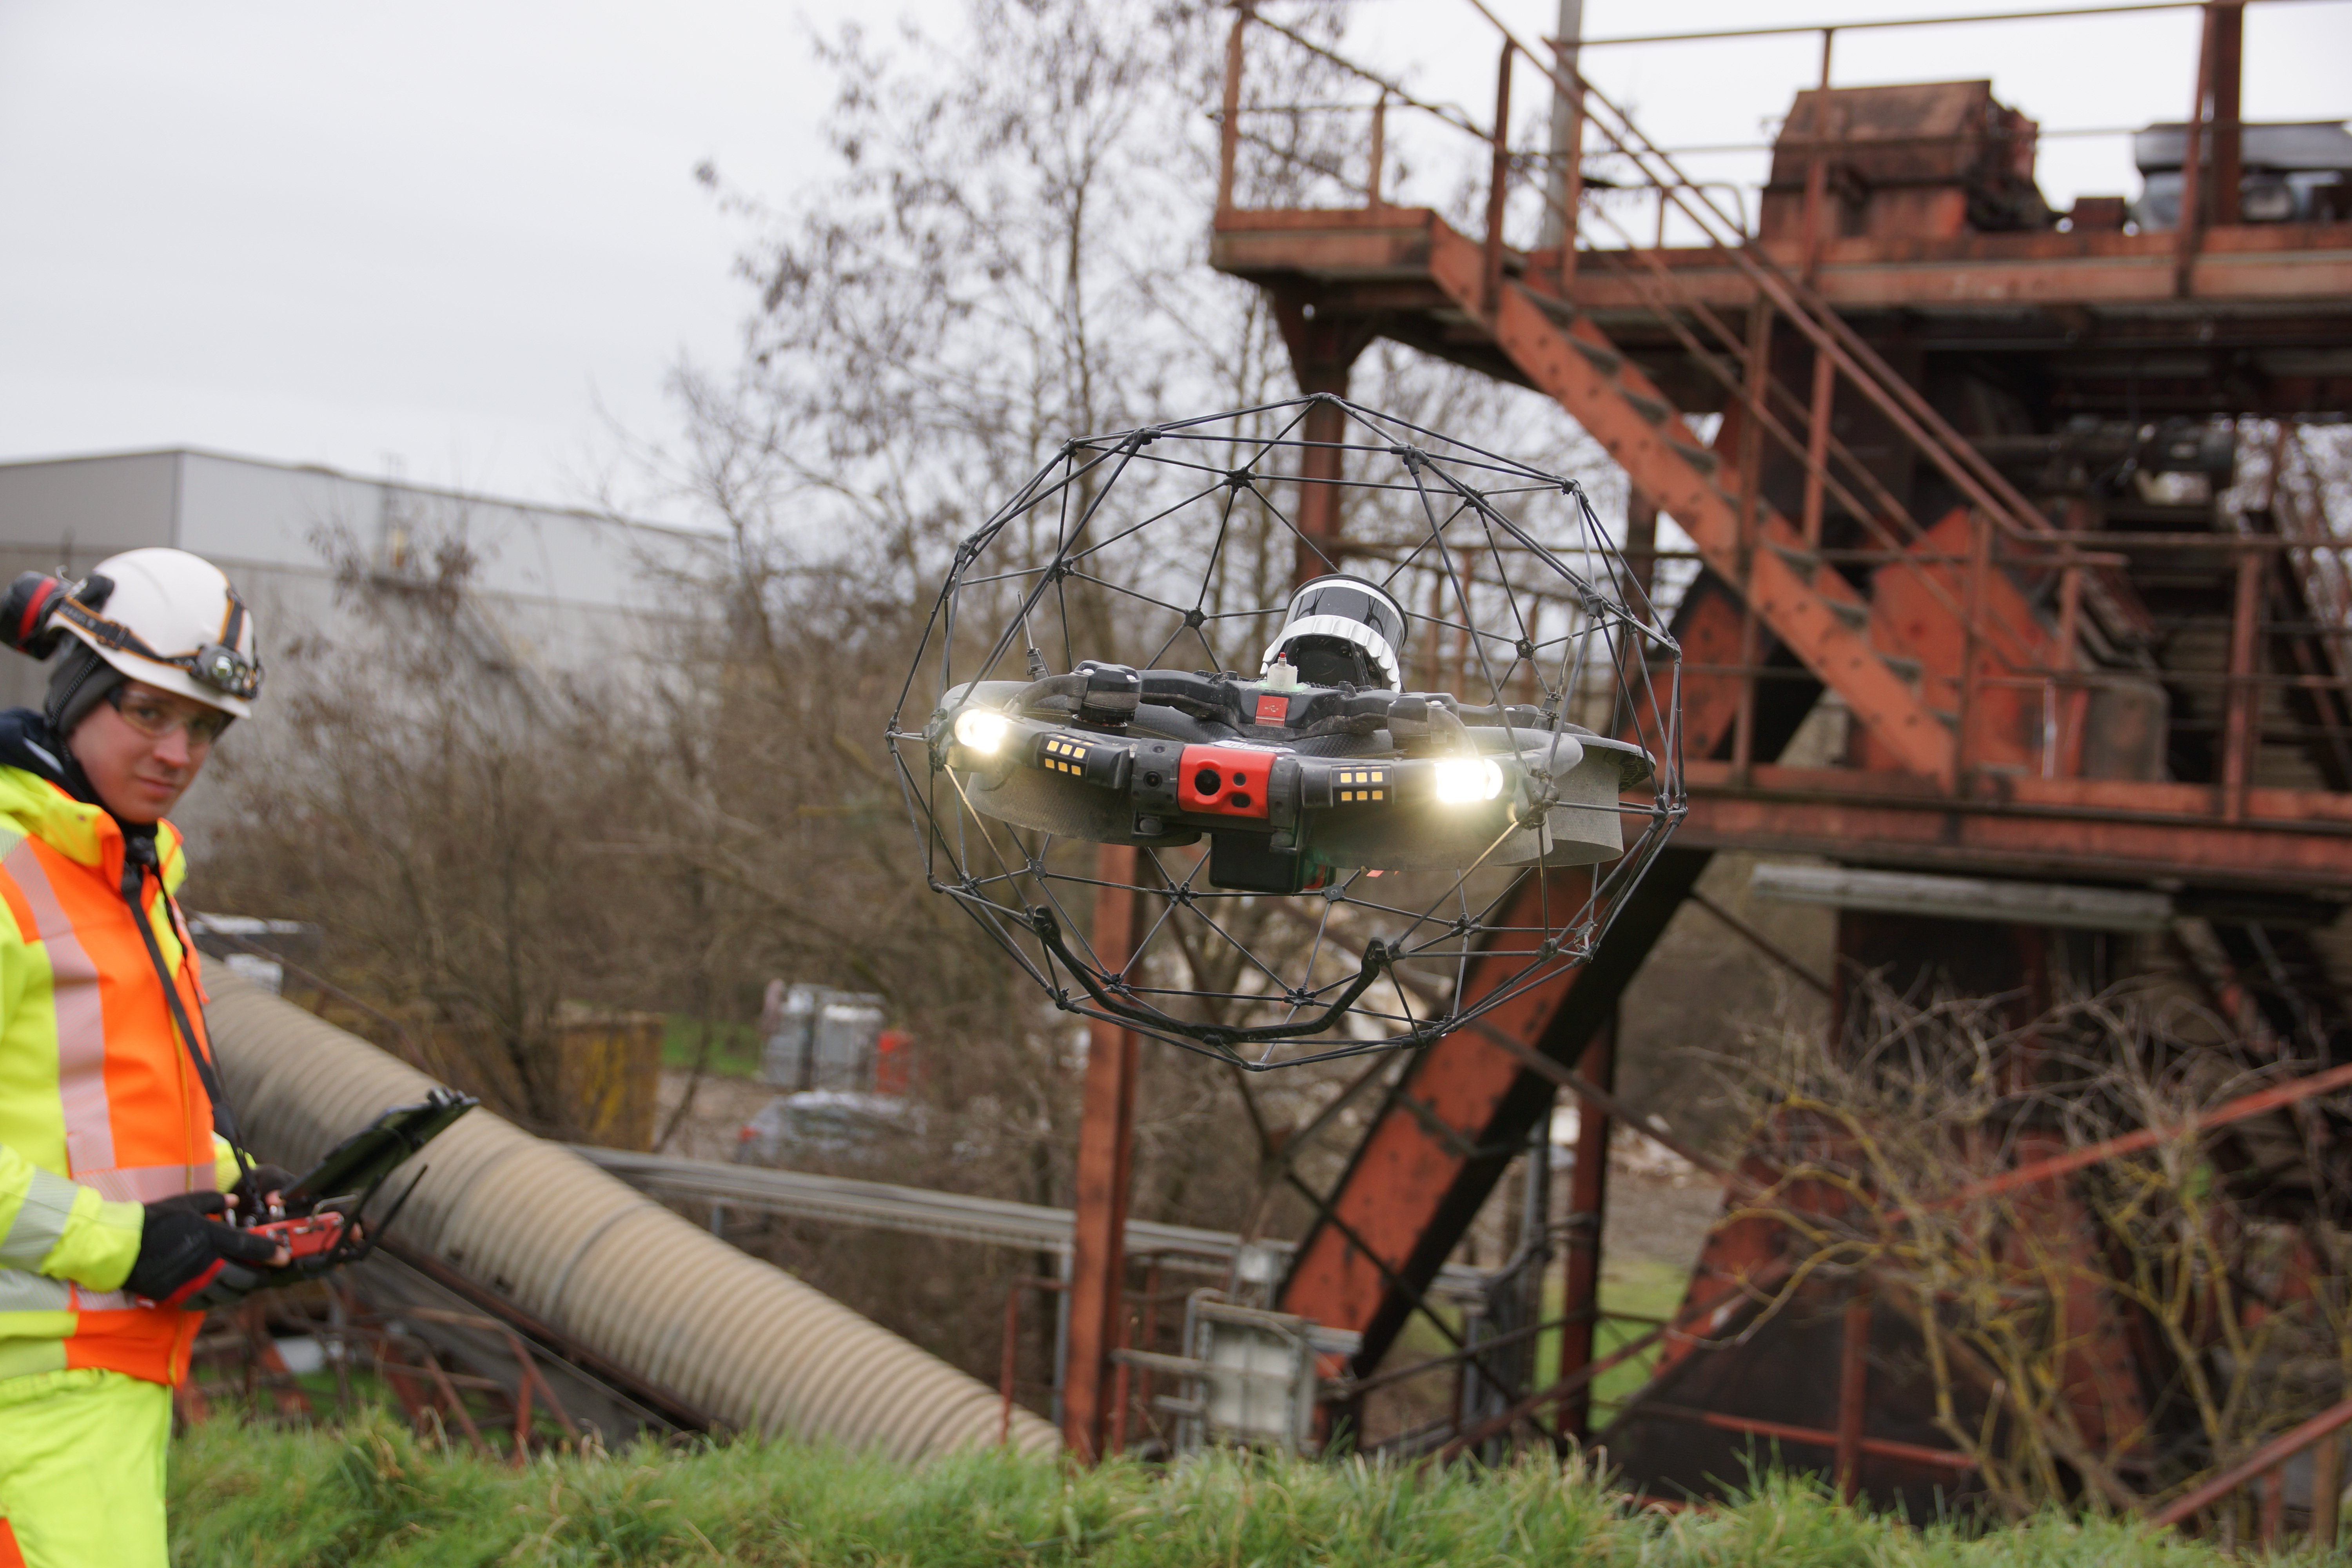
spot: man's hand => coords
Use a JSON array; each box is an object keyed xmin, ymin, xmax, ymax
[
  {"xmin": 230, "ymin": 1163, "xmax": 300, "ymax": 1218},
  {"xmin": 124, "ymin": 1192, "xmax": 289, "ymax": 1310}
]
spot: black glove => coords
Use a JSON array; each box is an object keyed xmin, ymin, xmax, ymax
[
  {"xmin": 230, "ymin": 1163, "xmax": 301, "ymax": 1218},
  {"xmin": 123, "ymin": 1192, "xmax": 284, "ymax": 1310},
  {"xmin": 0, "ymin": 573, "xmax": 68, "ymax": 658}
]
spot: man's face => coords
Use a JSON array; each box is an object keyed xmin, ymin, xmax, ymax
[{"xmin": 66, "ymin": 679, "xmax": 230, "ymax": 824}]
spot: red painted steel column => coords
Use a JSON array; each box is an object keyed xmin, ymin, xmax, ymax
[
  {"xmin": 1798, "ymin": 30, "xmax": 1835, "ymax": 285},
  {"xmin": 2314, "ymin": 1432, "xmax": 2343, "ymax": 1549},
  {"xmin": 1295, "ymin": 390, "xmax": 1351, "ymax": 583},
  {"xmin": 2223, "ymin": 545, "xmax": 2264, "ymax": 822},
  {"xmin": 1216, "ymin": 6, "xmax": 1247, "ymax": 214},
  {"xmin": 1481, "ymin": 40, "xmax": 1515, "ymax": 316},
  {"xmin": 1730, "ymin": 306, "xmax": 1771, "ymax": 782},
  {"xmin": 1557, "ymin": 1013, "xmax": 1614, "ymax": 1440},
  {"xmin": 2211, "ymin": 2, "xmax": 2244, "ymax": 226},
  {"xmin": 1624, "ymin": 490, "xmax": 1659, "ymax": 607},
  {"xmin": 1062, "ymin": 846, "xmax": 1142, "ymax": 1460},
  {"xmin": 2174, "ymin": 2, "xmax": 2216, "ymax": 296},
  {"xmin": 1835, "ymin": 1289, "xmax": 1870, "ymax": 1502},
  {"xmin": 1550, "ymin": 35, "xmax": 1584, "ymax": 289}
]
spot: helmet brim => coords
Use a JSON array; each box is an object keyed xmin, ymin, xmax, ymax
[{"xmin": 62, "ymin": 625, "xmax": 255, "ymax": 719}]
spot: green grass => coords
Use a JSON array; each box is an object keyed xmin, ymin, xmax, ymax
[
  {"xmin": 1541, "ymin": 1251, "xmax": 1696, "ymax": 1417},
  {"xmin": 661, "ymin": 1016, "xmax": 764, "ymax": 1079},
  {"xmin": 170, "ymin": 1412, "xmax": 2264, "ymax": 1567},
  {"xmin": 1390, "ymin": 1251, "xmax": 1691, "ymax": 1425}
]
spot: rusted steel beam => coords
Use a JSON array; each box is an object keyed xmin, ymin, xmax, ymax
[
  {"xmin": 1835, "ymin": 1290, "xmax": 1871, "ymax": 1500},
  {"xmin": 1557, "ymin": 1018, "xmax": 1613, "ymax": 1441},
  {"xmin": 1465, "ymin": 1016, "xmax": 1733, "ymax": 1182},
  {"xmin": 1797, "ymin": 31, "xmax": 1835, "ymax": 285},
  {"xmin": 2175, "ymin": 0, "xmax": 2217, "ymax": 297},
  {"xmin": 419, "ymin": 1348, "xmax": 489, "ymax": 1453},
  {"xmin": 2211, "ymin": 2, "xmax": 2245, "ymax": 226},
  {"xmin": 383, "ymin": 1241, "xmax": 711, "ymax": 1433},
  {"xmin": 1731, "ymin": 304, "xmax": 1771, "ymax": 780},
  {"xmin": 2223, "ymin": 548, "xmax": 2265, "ymax": 822},
  {"xmin": 1677, "ymin": 769, "xmax": 2352, "ymax": 887},
  {"xmin": 1267, "ymin": 296, "xmax": 1374, "ymax": 581},
  {"xmin": 1552, "ymin": 38, "xmax": 1584, "ymax": 290},
  {"xmin": 2152, "ymin": 1393, "xmax": 2352, "ymax": 1527},
  {"xmin": 1481, "ymin": 41, "xmax": 1514, "ymax": 315},
  {"xmin": 1209, "ymin": 208, "xmax": 2352, "ymax": 313},
  {"xmin": 1905, "ymin": 1058, "xmax": 2352, "ymax": 1217},
  {"xmin": 1639, "ymin": 1401, "xmax": 1978, "ymax": 1472},
  {"xmin": 1684, "ymin": 762, "xmax": 2352, "ymax": 884},
  {"xmin": 1574, "ymin": 2, "xmax": 2224, "ymax": 47},
  {"xmin": 1679, "ymin": 797, "xmax": 2352, "ymax": 884},
  {"xmin": 1063, "ymin": 846, "xmax": 1143, "ymax": 1461},
  {"xmin": 1686, "ymin": 889, "xmax": 1833, "ymax": 997},
  {"xmin": 1690, "ymin": 760, "xmax": 2352, "ymax": 826},
  {"xmin": 1216, "ymin": 5, "xmax": 1247, "ymax": 212}
]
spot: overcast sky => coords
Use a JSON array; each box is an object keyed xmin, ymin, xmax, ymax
[{"xmin": 2, "ymin": 0, "xmax": 2345, "ymax": 521}]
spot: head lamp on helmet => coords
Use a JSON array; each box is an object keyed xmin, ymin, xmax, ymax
[
  {"xmin": 20, "ymin": 549, "xmax": 263, "ymax": 720},
  {"xmin": 190, "ymin": 642, "xmax": 261, "ymax": 701}
]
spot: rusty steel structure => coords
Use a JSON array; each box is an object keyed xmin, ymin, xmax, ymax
[{"xmin": 1043, "ymin": 0, "xmax": 2352, "ymax": 1521}]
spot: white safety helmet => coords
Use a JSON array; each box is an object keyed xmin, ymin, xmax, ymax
[{"xmin": 53, "ymin": 548, "xmax": 261, "ymax": 718}]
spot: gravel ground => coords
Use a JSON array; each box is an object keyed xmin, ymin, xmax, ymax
[{"xmin": 651, "ymin": 1068, "xmax": 774, "ymax": 1162}]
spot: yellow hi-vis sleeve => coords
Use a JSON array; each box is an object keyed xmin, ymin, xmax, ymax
[
  {"xmin": 0, "ymin": 1143, "xmax": 142, "ymax": 1294},
  {"xmin": 212, "ymin": 1135, "xmax": 242, "ymax": 1192}
]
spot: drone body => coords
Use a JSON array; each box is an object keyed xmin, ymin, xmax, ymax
[{"xmin": 931, "ymin": 573, "xmax": 1653, "ymax": 896}]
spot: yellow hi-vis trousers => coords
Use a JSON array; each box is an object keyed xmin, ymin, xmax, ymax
[{"xmin": 0, "ymin": 1368, "xmax": 171, "ymax": 1568}]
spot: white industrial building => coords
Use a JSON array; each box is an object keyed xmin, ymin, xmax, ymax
[
  {"xmin": 0, "ymin": 448, "xmax": 719, "ymax": 831},
  {"xmin": 0, "ymin": 447, "xmax": 715, "ymax": 686}
]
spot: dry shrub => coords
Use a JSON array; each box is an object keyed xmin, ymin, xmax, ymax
[
  {"xmin": 1705, "ymin": 980, "xmax": 2352, "ymax": 1522},
  {"xmin": 197, "ymin": 545, "xmax": 693, "ymax": 1142}
]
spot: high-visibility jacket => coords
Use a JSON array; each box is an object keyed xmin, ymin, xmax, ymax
[{"xmin": 0, "ymin": 763, "xmax": 239, "ymax": 1387}]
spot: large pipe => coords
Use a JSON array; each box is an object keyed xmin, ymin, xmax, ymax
[{"xmin": 203, "ymin": 975, "xmax": 1058, "ymax": 1459}]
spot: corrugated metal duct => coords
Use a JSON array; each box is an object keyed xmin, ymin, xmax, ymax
[{"xmin": 204, "ymin": 975, "xmax": 1059, "ymax": 1459}]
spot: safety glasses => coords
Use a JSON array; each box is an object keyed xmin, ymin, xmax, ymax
[{"xmin": 108, "ymin": 687, "xmax": 234, "ymax": 746}]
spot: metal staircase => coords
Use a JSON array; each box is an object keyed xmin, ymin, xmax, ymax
[{"xmin": 1202, "ymin": 0, "xmax": 2352, "ymax": 1469}]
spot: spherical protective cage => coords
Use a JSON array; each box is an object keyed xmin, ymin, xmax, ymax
[
  {"xmin": 889, "ymin": 396, "xmax": 1684, "ymax": 1071},
  {"xmin": 54, "ymin": 548, "xmax": 261, "ymax": 717}
]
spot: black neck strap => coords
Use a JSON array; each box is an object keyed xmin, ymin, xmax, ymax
[{"xmin": 120, "ymin": 837, "xmax": 254, "ymax": 1189}]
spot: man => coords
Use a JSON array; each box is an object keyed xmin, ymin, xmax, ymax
[{"xmin": 0, "ymin": 548, "xmax": 285, "ymax": 1568}]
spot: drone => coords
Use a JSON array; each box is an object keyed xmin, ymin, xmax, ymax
[
  {"xmin": 928, "ymin": 573, "xmax": 1654, "ymax": 895},
  {"xmin": 893, "ymin": 396, "xmax": 1683, "ymax": 1069}
]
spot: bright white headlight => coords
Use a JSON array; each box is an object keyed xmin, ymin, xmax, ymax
[
  {"xmin": 1433, "ymin": 756, "xmax": 1504, "ymax": 805},
  {"xmin": 953, "ymin": 707, "xmax": 1011, "ymax": 755}
]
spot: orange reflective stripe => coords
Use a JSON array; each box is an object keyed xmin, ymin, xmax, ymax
[
  {"xmin": 0, "ymin": 1517, "xmax": 27, "ymax": 1568},
  {"xmin": 1, "ymin": 839, "xmax": 114, "ymax": 1176}
]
